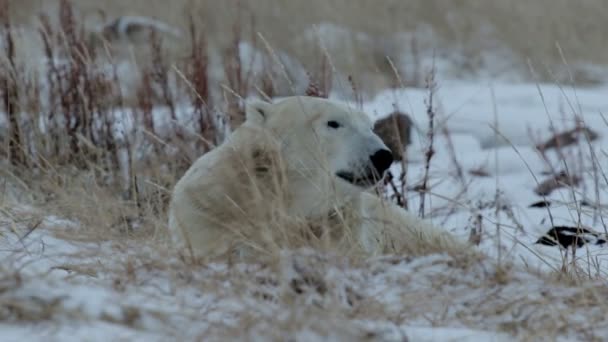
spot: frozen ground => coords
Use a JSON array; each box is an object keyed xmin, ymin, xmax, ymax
[
  {"xmin": 363, "ymin": 80, "xmax": 608, "ymax": 276},
  {"xmin": 2, "ymin": 79, "xmax": 608, "ymax": 341}
]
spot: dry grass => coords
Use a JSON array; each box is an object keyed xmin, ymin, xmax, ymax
[
  {"xmin": 0, "ymin": 0, "xmax": 603, "ymax": 269},
  {"xmin": 0, "ymin": 0, "xmax": 466, "ymax": 263},
  {"xmin": 4, "ymin": 0, "xmax": 608, "ymax": 100},
  {"xmin": 1, "ymin": 212, "xmax": 608, "ymax": 341},
  {"xmin": 10, "ymin": 0, "xmax": 607, "ymax": 60}
]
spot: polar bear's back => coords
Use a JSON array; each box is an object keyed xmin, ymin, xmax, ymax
[{"xmin": 167, "ymin": 125, "xmax": 291, "ymax": 258}]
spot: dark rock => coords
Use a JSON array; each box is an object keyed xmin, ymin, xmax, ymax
[
  {"xmin": 536, "ymin": 126, "xmax": 599, "ymax": 153},
  {"xmin": 373, "ymin": 111, "xmax": 413, "ymax": 162},
  {"xmin": 535, "ymin": 226, "xmax": 606, "ymax": 249},
  {"xmin": 468, "ymin": 167, "xmax": 491, "ymax": 178},
  {"xmin": 534, "ymin": 171, "xmax": 580, "ymax": 196},
  {"xmin": 528, "ymin": 200, "xmax": 552, "ymax": 208}
]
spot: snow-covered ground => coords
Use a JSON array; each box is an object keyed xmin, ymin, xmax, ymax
[
  {"xmin": 364, "ymin": 80, "xmax": 608, "ymax": 275},
  {"xmin": 2, "ymin": 79, "xmax": 608, "ymax": 341}
]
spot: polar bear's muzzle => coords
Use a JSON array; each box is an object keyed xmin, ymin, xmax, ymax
[
  {"xmin": 336, "ymin": 148, "xmax": 393, "ymax": 187},
  {"xmin": 370, "ymin": 149, "xmax": 394, "ymax": 175}
]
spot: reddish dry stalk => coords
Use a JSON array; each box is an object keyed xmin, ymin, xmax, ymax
[
  {"xmin": 243, "ymin": 10, "xmax": 256, "ymax": 94},
  {"xmin": 222, "ymin": 2, "xmax": 255, "ymax": 130},
  {"xmin": 123, "ymin": 106, "xmax": 139, "ymax": 206},
  {"xmin": 38, "ymin": 14, "xmax": 63, "ymax": 158},
  {"xmin": 187, "ymin": 14, "xmax": 214, "ymax": 151},
  {"xmin": 441, "ymin": 126, "xmax": 467, "ymax": 188},
  {"xmin": 0, "ymin": 1, "xmax": 25, "ymax": 166},
  {"xmin": 148, "ymin": 30, "xmax": 180, "ymax": 141},
  {"xmin": 258, "ymin": 30, "xmax": 275, "ymax": 99},
  {"xmin": 348, "ymin": 75, "xmax": 363, "ymax": 109},
  {"xmin": 468, "ymin": 213, "xmax": 483, "ymax": 246},
  {"xmin": 260, "ymin": 68, "xmax": 275, "ymax": 99},
  {"xmin": 397, "ymin": 170, "xmax": 408, "ymax": 209},
  {"xmin": 320, "ymin": 52, "xmax": 332, "ymax": 97},
  {"xmin": 305, "ymin": 73, "xmax": 326, "ymax": 98},
  {"xmin": 398, "ymin": 137, "xmax": 409, "ymax": 210},
  {"xmin": 418, "ymin": 65, "xmax": 437, "ymax": 218},
  {"xmin": 137, "ymin": 70, "xmax": 160, "ymax": 159},
  {"xmin": 305, "ymin": 47, "xmax": 333, "ymax": 99},
  {"xmin": 58, "ymin": 0, "xmax": 95, "ymax": 166},
  {"xmin": 101, "ymin": 64, "xmax": 121, "ymax": 172},
  {"xmin": 383, "ymin": 171, "xmax": 405, "ymax": 208}
]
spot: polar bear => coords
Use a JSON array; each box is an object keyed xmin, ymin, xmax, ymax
[{"xmin": 168, "ymin": 96, "xmax": 470, "ymax": 260}]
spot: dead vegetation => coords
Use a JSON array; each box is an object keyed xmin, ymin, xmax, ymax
[
  {"xmin": 5, "ymin": 0, "xmax": 608, "ymax": 101},
  {"xmin": 1, "ymin": 219, "xmax": 608, "ymax": 341},
  {"xmin": 0, "ymin": 1, "xmax": 210, "ymax": 241},
  {"xmin": 0, "ymin": 0, "xmax": 417, "ymax": 251}
]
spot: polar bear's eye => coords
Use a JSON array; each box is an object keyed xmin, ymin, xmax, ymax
[{"xmin": 327, "ymin": 121, "xmax": 341, "ymax": 129}]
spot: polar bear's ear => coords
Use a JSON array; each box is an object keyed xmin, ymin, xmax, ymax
[{"xmin": 245, "ymin": 99, "xmax": 273, "ymax": 126}]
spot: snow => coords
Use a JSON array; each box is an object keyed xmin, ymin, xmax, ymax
[
  {"xmin": 402, "ymin": 326, "xmax": 511, "ymax": 342},
  {"xmin": 2, "ymin": 223, "xmax": 608, "ymax": 340},
  {"xmin": 362, "ymin": 80, "xmax": 608, "ymax": 150},
  {"xmin": 329, "ymin": 78, "xmax": 607, "ymax": 336},
  {"xmin": 100, "ymin": 16, "xmax": 184, "ymax": 39},
  {"xmin": 2, "ymin": 78, "xmax": 608, "ymax": 340}
]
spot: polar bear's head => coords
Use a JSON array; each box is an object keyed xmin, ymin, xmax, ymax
[{"xmin": 244, "ymin": 96, "xmax": 393, "ymax": 190}]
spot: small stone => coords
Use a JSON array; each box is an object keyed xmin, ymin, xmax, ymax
[{"xmin": 373, "ymin": 111, "xmax": 413, "ymax": 161}]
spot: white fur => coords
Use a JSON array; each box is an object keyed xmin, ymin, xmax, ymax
[{"xmin": 168, "ymin": 96, "xmax": 470, "ymax": 259}]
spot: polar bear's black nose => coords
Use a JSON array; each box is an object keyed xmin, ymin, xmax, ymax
[{"xmin": 370, "ymin": 149, "xmax": 393, "ymax": 176}]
